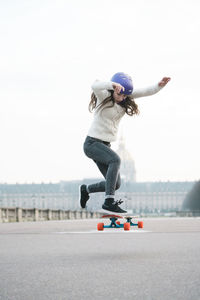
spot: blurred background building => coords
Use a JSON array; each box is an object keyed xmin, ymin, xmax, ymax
[
  {"xmin": 0, "ymin": 135, "xmax": 195, "ymax": 213},
  {"xmin": 0, "ymin": 136, "xmax": 195, "ymax": 214},
  {"xmin": 0, "ymin": 180, "xmax": 194, "ymax": 214}
]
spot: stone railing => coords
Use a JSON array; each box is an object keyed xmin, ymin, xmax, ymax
[
  {"xmin": 176, "ymin": 210, "xmax": 200, "ymax": 217},
  {"xmin": 0, "ymin": 207, "xmax": 103, "ymax": 223}
]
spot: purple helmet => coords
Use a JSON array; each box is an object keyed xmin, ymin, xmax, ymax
[{"xmin": 111, "ymin": 72, "xmax": 133, "ymax": 95}]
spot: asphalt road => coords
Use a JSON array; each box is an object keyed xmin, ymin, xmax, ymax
[{"xmin": 0, "ymin": 217, "xmax": 200, "ymax": 300}]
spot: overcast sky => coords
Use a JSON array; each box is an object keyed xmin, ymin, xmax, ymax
[{"xmin": 0, "ymin": 0, "xmax": 199, "ymax": 183}]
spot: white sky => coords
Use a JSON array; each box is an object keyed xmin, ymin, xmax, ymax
[{"xmin": 0, "ymin": 0, "xmax": 200, "ymax": 183}]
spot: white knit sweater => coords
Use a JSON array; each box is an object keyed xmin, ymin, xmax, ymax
[{"xmin": 87, "ymin": 80, "xmax": 163, "ymax": 142}]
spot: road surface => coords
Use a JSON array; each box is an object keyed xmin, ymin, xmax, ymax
[{"xmin": 0, "ymin": 217, "xmax": 200, "ymax": 300}]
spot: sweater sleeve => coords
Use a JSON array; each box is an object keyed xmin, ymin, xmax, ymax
[
  {"xmin": 91, "ymin": 80, "xmax": 113, "ymax": 103},
  {"xmin": 131, "ymin": 83, "xmax": 163, "ymax": 99}
]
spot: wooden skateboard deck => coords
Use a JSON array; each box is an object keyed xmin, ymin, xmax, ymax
[
  {"xmin": 101, "ymin": 214, "xmax": 139, "ymax": 219},
  {"xmin": 101, "ymin": 214, "xmax": 123, "ymax": 219}
]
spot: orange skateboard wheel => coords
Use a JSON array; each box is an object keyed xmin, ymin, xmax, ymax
[
  {"xmin": 116, "ymin": 221, "xmax": 121, "ymax": 225},
  {"xmin": 124, "ymin": 222, "xmax": 130, "ymax": 231},
  {"xmin": 138, "ymin": 221, "xmax": 143, "ymax": 228},
  {"xmin": 97, "ymin": 223, "xmax": 104, "ymax": 231}
]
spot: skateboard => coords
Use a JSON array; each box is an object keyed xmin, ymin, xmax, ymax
[{"xmin": 97, "ymin": 214, "xmax": 143, "ymax": 231}]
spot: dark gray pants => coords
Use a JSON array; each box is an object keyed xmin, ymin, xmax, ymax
[{"xmin": 83, "ymin": 136, "xmax": 121, "ymax": 197}]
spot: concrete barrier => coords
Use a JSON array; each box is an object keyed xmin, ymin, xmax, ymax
[{"xmin": 0, "ymin": 207, "xmax": 103, "ymax": 223}]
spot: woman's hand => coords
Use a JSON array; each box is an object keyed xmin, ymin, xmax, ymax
[
  {"xmin": 158, "ymin": 77, "xmax": 171, "ymax": 87},
  {"xmin": 112, "ymin": 82, "xmax": 125, "ymax": 94}
]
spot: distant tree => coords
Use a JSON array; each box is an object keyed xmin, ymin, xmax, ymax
[{"xmin": 182, "ymin": 180, "xmax": 200, "ymax": 210}]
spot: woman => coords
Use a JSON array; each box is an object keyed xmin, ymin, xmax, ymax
[{"xmin": 80, "ymin": 72, "xmax": 170, "ymax": 213}]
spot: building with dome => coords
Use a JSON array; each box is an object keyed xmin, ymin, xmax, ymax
[
  {"xmin": 0, "ymin": 135, "xmax": 196, "ymax": 215},
  {"xmin": 116, "ymin": 135, "xmax": 136, "ymax": 182}
]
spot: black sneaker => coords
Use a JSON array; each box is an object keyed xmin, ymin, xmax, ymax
[
  {"xmin": 79, "ymin": 185, "xmax": 90, "ymax": 208},
  {"xmin": 102, "ymin": 198, "xmax": 127, "ymax": 213}
]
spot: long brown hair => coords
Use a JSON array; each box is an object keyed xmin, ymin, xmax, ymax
[{"xmin": 88, "ymin": 90, "xmax": 139, "ymax": 116}]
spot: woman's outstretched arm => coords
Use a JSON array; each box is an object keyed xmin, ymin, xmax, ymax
[{"xmin": 132, "ymin": 77, "xmax": 171, "ymax": 99}]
